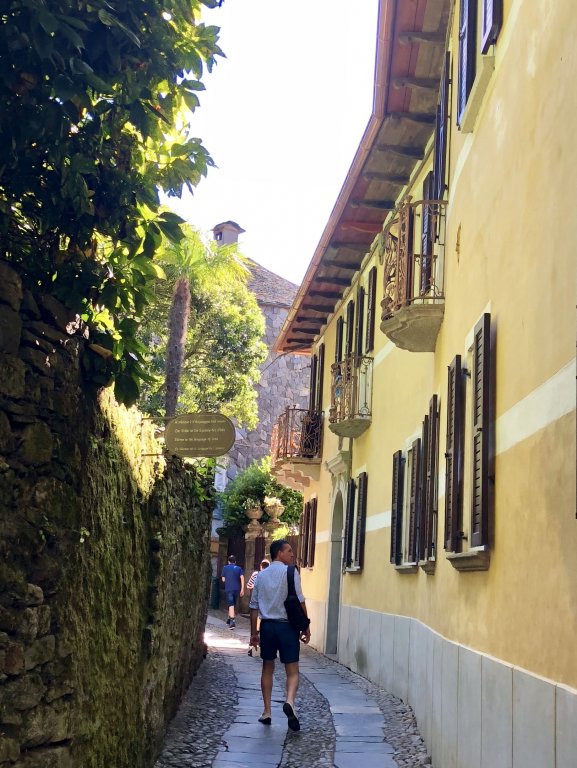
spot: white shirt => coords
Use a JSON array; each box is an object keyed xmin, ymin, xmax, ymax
[{"xmin": 249, "ymin": 561, "xmax": 305, "ymax": 621}]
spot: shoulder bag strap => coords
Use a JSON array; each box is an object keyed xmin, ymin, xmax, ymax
[{"xmin": 286, "ymin": 565, "xmax": 297, "ymax": 597}]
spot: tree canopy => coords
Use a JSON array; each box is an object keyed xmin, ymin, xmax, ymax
[
  {"xmin": 139, "ymin": 226, "xmax": 267, "ymax": 428},
  {"xmin": 218, "ymin": 458, "xmax": 303, "ymax": 536},
  {"xmin": 0, "ymin": 0, "xmax": 224, "ymax": 404}
]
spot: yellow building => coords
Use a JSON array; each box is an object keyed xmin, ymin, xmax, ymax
[{"xmin": 271, "ymin": 1, "xmax": 577, "ymax": 766}]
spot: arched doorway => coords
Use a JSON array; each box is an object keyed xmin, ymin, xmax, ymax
[{"xmin": 325, "ymin": 490, "xmax": 344, "ymax": 655}]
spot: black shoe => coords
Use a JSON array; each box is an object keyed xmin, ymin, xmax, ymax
[
  {"xmin": 226, "ymin": 617, "xmax": 231, "ymax": 626},
  {"xmin": 283, "ymin": 702, "xmax": 300, "ymax": 732},
  {"xmin": 229, "ymin": 620, "xmax": 235, "ymax": 629},
  {"xmin": 248, "ymin": 648, "xmax": 253, "ymax": 656}
]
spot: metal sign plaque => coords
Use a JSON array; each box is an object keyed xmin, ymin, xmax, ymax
[{"xmin": 164, "ymin": 412, "xmax": 236, "ymax": 458}]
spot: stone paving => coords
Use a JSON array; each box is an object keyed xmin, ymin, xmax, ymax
[{"xmin": 154, "ymin": 612, "xmax": 431, "ymax": 768}]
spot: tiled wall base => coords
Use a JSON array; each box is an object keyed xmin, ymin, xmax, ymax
[{"xmin": 310, "ymin": 603, "xmax": 577, "ymax": 768}]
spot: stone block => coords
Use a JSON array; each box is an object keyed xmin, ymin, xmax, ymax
[
  {"xmin": 512, "ymin": 667, "xmax": 555, "ymax": 768},
  {"xmin": 393, "ymin": 615, "xmax": 410, "ymax": 702},
  {"xmin": 25, "ymin": 635, "xmax": 55, "ymax": 671},
  {"xmin": 0, "ymin": 305, "xmax": 22, "ymax": 355},
  {"xmin": 378, "ymin": 612, "xmax": 395, "ymax": 693},
  {"xmin": 480, "ymin": 655, "xmax": 512, "ymax": 768},
  {"xmin": 21, "ymin": 701, "xmax": 72, "ymax": 748},
  {"xmin": 0, "ymin": 410, "xmax": 13, "ymax": 452},
  {"xmin": 37, "ymin": 295, "xmax": 81, "ymax": 336},
  {"xmin": 0, "ymin": 355, "xmax": 26, "ymax": 398},
  {"xmin": 15, "ymin": 609, "xmax": 40, "ymax": 643},
  {"xmin": 16, "ymin": 745, "xmax": 72, "ymax": 768},
  {"xmin": 3, "ymin": 641, "xmax": 25, "ymax": 675},
  {"xmin": 441, "ymin": 640, "xmax": 459, "ymax": 768},
  {"xmin": 0, "ymin": 673, "xmax": 46, "ymax": 711},
  {"xmin": 457, "ymin": 645, "xmax": 481, "ymax": 768},
  {"xmin": 24, "ymin": 586, "xmax": 44, "ymax": 609},
  {"xmin": 0, "ymin": 263, "xmax": 23, "ymax": 311},
  {"xmin": 0, "ymin": 735, "xmax": 20, "ymax": 762},
  {"xmin": 556, "ymin": 683, "xmax": 577, "ymax": 768},
  {"xmin": 21, "ymin": 290, "xmax": 41, "ymax": 319},
  {"xmin": 17, "ymin": 424, "xmax": 53, "ymax": 466},
  {"xmin": 36, "ymin": 606, "xmax": 51, "ymax": 637},
  {"xmin": 19, "ymin": 347, "xmax": 54, "ymax": 377}
]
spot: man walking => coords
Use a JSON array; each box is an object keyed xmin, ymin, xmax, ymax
[
  {"xmin": 220, "ymin": 555, "xmax": 244, "ymax": 629},
  {"xmin": 249, "ymin": 540, "xmax": 310, "ymax": 731}
]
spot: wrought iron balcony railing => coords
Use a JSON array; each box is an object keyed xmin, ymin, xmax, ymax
[
  {"xmin": 380, "ymin": 197, "xmax": 447, "ymax": 352},
  {"xmin": 271, "ymin": 407, "xmax": 322, "ymax": 465},
  {"xmin": 328, "ymin": 355, "xmax": 373, "ymax": 438}
]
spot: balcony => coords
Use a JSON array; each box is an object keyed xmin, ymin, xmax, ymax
[
  {"xmin": 328, "ymin": 355, "xmax": 373, "ymax": 438},
  {"xmin": 379, "ymin": 198, "xmax": 447, "ymax": 352},
  {"xmin": 271, "ymin": 408, "xmax": 323, "ymax": 490}
]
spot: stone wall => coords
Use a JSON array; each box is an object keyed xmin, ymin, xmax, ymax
[
  {"xmin": 226, "ymin": 302, "xmax": 310, "ymax": 479},
  {"xmin": 0, "ymin": 263, "xmax": 213, "ymax": 767}
]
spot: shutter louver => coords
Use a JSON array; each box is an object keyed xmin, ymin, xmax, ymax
[
  {"xmin": 308, "ymin": 354, "xmax": 318, "ymax": 412},
  {"xmin": 433, "ymin": 53, "xmax": 450, "ymax": 201},
  {"xmin": 481, "ymin": 0, "xmax": 502, "ymax": 54},
  {"xmin": 390, "ymin": 451, "xmax": 404, "ymax": 565},
  {"xmin": 345, "ymin": 300, "xmax": 355, "ymax": 356},
  {"xmin": 301, "ymin": 503, "xmax": 310, "ymax": 567},
  {"xmin": 316, "ymin": 343, "xmax": 325, "ymax": 412},
  {"xmin": 403, "ymin": 205, "xmax": 415, "ymax": 305},
  {"xmin": 308, "ymin": 497, "xmax": 317, "ymax": 567},
  {"xmin": 419, "ymin": 415, "xmax": 430, "ymax": 562},
  {"xmin": 343, "ymin": 478, "xmax": 356, "ymax": 569},
  {"xmin": 297, "ymin": 511, "xmax": 305, "ymax": 567},
  {"xmin": 355, "ymin": 287, "xmax": 365, "ymax": 357},
  {"xmin": 424, "ymin": 395, "xmax": 439, "ymax": 560},
  {"xmin": 354, "ymin": 472, "xmax": 368, "ymax": 569},
  {"xmin": 445, "ymin": 356, "xmax": 463, "ymax": 551},
  {"xmin": 457, "ymin": 0, "xmax": 477, "ymax": 125},
  {"xmin": 420, "ymin": 172, "xmax": 434, "ymax": 295},
  {"xmin": 471, "ymin": 314, "xmax": 491, "ymax": 547},
  {"xmin": 408, "ymin": 439, "xmax": 421, "ymax": 563},
  {"xmin": 335, "ymin": 317, "xmax": 344, "ymax": 363},
  {"xmin": 365, "ymin": 266, "xmax": 377, "ymax": 353}
]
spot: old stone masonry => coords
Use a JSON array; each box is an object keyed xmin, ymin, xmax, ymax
[{"xmin": 155, "ymin": 614, "xmax": 432, "ymax": 768}]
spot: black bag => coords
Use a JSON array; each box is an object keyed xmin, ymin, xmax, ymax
[{"xmin": 284, "ymin": 565, "xmax": 310, "ymax": 633}]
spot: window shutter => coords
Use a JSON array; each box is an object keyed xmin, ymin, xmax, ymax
[
  {"xmin": 308, "ymin": 353, "xmax": 318, "ymax": 412},
  {"xmin": 365, "ymin": 266, "xmax": 377, "ymax": 353},
  {"xmin": 335, "ymin": 317, "xmax": 344, "ymax": 363},
  {"xmin": 354, "ymin": 287, "xmax": 365, "ymax": 357},
  {"xmin": 445, "ymin": 356, "xmax": 463, "ymax": 551},
  {"xmin": 297, "ymin": 510, "xmax": 305, "ymax": 567},
  {"xmin": 390, "ymin": 450, "xmax": 404, "ymax": 565},
  {"xmin": 408, "ymin": 439, "xmax": 421, "ymax": 563},
  {"xmin": 354, "ymin": 472, "xmax": 368, "ymax": 569},
  {"xmin": 433, "ymin": 53, "xmax": 451, "ymax": 201},
  {"xmin": 457, "ymin": 0, "xmax": 477, "ymax": 125},
  {"xmin": 345, "ymin": 300, "xmax": 355, "ymax": 356},
  {"xmin": 301, "ymin": 503, "xmax": 310, "ymax": 567},
  {"xmin": 424, "ymin": 395, "xmax": 439, "ymax": 559},
  {"xmin": 308, "ymin": 497, "xmax": 318, "ymax": 567},
  {"xmin": 343, "ymin": 478, "xmax": 356, "ymax": 569},
  {"xmin": 419, "ymin": 416, "xmax": 430, "ymax": 562},
  {"xmin": 402, "ymin": 204, "xmax": 415, "ymax": 305},
  {"xmin": 420, "ymin": 171, "xmax": 435, "ymax": 295},
  {"xmin": 315, "ymin": 343, "xmax": 325, "ymax": 412},
  {"xmin": 471, "ymin": 313, "xmax": 491, "ymax": 547},
  {"xmin": 481, "ymin": 0, "xmax": 502, "ymax": 54}
]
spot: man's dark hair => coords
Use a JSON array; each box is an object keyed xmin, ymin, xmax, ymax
[
  {"xmin": 260, "ymin": 559, "xmax": 270, "ymax": 569},
  {"xmin": 227, "ymin": 555, "xmax": 236, "ymax": 564},
  {"xmin": 270, "ymin": 539, "xmax": 289, "ymax": 561}
]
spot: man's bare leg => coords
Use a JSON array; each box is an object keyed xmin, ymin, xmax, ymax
[
  {"xmin": 261, "ymin": 660, "xmax": 274, "ymax": 717},
  {"xmin": 285, "ymin": 662, "xmax": 299, "ymax": 706}
]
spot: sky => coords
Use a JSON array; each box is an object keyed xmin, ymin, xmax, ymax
[{"xmin": 166, "ymin": 0, "xmax": 380, "ymax": 286}]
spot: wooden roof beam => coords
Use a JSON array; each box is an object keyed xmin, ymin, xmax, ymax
[
  {"xmin": 315, "ymin": 276, "xmax": 351, "ymax": 286},
  {"xmin": 398, "ymin": 29, "xmax": 445, "ymax": 45},
  {"xmin": 393, "ymin": 76, "xmax": 440, "ymax": 92},
  {"xmin": 301, "ymin": 304, "xmax": 330, "ymax": 315},
  {"xmin": 350, "ymin": 198, "xmax": 395, "ymax": 210},
  {"xmin": 374, "ymin": 144, "xmax": 423, "ymax": 159},
  {"xmin": 363, "ymin": 171, "xmax": 410, "ymax": 184},
  {"xmin": 289, "ymin": 327, "xmax": 320, "ymax": 335},
  {"xmin": 287, "ymin": 338, "xmax": 313, "ymax": 346},
  {"xmin": 326, "ymin": 247, "xmax": 366, "ymax": 258},
  {"xmin": 309, "ymin": 290, "xmax": 343, "ymax": 299},
  {"xmin": 387, "ymin": 111, "xmax": 436, "ymax": 125}
]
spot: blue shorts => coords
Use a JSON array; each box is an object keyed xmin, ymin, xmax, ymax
[
  {"xmin": 226, "ymin": 590, "xmax": 240, "ymax": 607},
  {"xmin": 259, "ymin": 620, "xmax": 300, "ymax": 664}
]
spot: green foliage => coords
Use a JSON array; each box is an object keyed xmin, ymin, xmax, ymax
[
  {"xmin": 139, "ymin": 226, "xmax": 267, "ymax": 428},
  {"xmin": 0, "ymin": 0, "xmax": 224, "ymax": 405},
  {"xmin": 218, "ymin": 457, "xmax": 303, "ymax": 534}
]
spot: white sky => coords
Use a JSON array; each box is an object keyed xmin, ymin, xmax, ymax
[{"xmin": 166, "ymin": 0, "xmax": 379, "ymax": 286}]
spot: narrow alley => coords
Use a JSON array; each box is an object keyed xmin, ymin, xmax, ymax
[{"xmin": 154, "ymin": 611, "xmax": 430, "ymax": 768}]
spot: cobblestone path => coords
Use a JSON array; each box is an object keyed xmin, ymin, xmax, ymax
[{"xmin": 154, "ymin": 613, "xmax": 431, "ymax": 768}]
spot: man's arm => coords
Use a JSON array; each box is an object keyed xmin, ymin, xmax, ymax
[
  {"xmin": 294, "ymin": 569, "xmax": 311, "ymax": 643},
  {"xmin": 249, "ymin": 607, "xmax": 259, "ymax": 647},
  {"xmin": 240, "ymin": 573, "xmax": 245, "ymax": 597}
]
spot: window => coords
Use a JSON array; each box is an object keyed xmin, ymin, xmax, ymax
[
  {"xmin": 345, "ymin": 299, "xmax": 355, "ymax": 357},
  {"xmin": 419, "ymin": 395, "xmax": 440, "ymax": 563},
  {"xmin": 433, "ymin": 53, "xmax": 451, "ymax": 202},
  {"xmin": 458, "ymin": 0, "xmax": 503, "ymax": 129},
  {"xmin": 308, "ymin": 343, "xmax": 325, "ymax": 412},
  {"xmin": 343, "ymin": 472, "xmax": 368, "ymax": 571},
  {"xmin": 299, "ymin": 498, "xmax": 317, "ymax": 568},
  {"xmin": 354, "ymin": 286, "xmax": 365, "ymax": 357},
  {"xmin": 365, "ymin": 266, "xmax": 377, "ymax": 353},
  {"xmin": 335, "ymin": 316, "xmax": 344, "ymax": 363},
  {"xmin": 444, "ymin": 313, "xmax": 492, "ymax": 565}
]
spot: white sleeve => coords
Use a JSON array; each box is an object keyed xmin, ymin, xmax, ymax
[
  {"xmin": 248, "ymin": 576, "xmax": 259, "ymax": 609},
  {"xmin": 294, "ymin": 568, "xmax": 306, "ymax": 603}
]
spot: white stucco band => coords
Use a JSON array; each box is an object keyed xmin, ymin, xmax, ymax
[{"xmin": 305, "ymin": 601, "xmax": 577, "ymax": 768}]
